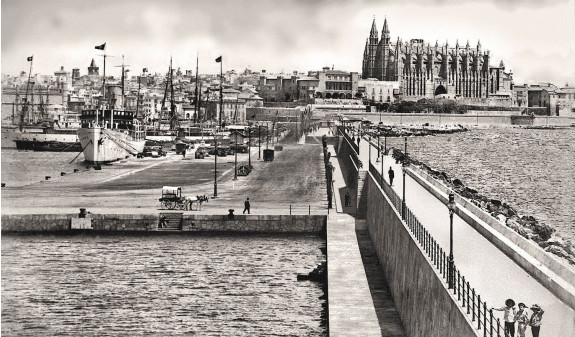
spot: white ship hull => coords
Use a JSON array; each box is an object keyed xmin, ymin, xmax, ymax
[{"xmin": 78, "ymin": 127, "xmax": 146, "ymax": 163}]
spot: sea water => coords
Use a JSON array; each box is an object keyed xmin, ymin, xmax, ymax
[{"xmin": 1, "ymin": 234, "xmax": 326, "ymax": 336}]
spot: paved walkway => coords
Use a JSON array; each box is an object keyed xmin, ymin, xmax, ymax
[
  {"xmin": 354, "ymin": 131, "xmax": 575, "ymax": 336},
  {"xmin": 327, "ymin": 144, "xmax": 406, "ymax": 337}
]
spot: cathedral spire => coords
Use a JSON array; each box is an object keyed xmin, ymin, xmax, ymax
[
  {"xmin": 382, "ymin": 17, "xmax": 390, "ymax": 35},
  {"xmin": 370, "ymin": 17, "xmax": 378, "ymax": 39}
]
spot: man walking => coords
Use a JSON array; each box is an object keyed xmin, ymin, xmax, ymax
[
  {"xmin": 388, "ymin": 167, "xmax": 395, "ymax": 186},
  {"xmin": 243, "ymin": 197, "xmax": 251, "ymax": 214}
]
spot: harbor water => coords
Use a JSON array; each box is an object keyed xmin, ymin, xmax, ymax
[
  {"xmin": 1, "ymin": 234, "xmax": 326, "ymax": 336},
  {"xmin": 384, "ymin": 127, "xmax": 575, "ymax": 243}
]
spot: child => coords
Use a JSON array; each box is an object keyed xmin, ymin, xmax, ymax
[
  {"xmin": 492, "ymin": 299, "xmax": 517, "ymax": 337},
  {"xmin": 515, "ymin": 303, "xmax": 529, "ymax": 337},
  {"xmin": 529, "ymin": 304, "xmax": 545, "ymax": 337}
]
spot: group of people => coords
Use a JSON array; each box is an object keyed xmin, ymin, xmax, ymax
[{"xmin": 492, "ymin": 299, "xmax": 545, "ymax": 337}]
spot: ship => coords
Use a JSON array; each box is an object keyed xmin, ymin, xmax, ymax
[
  {"xmin": 78, "ymin": 108, "xmax": 145, "ymax": 163},
  {"xmin": 77, "ymin": 46, "xmax": 145, "ymax": 163}
]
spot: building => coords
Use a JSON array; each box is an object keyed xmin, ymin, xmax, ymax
[
  {"xmin": 361, "ymin": 17, "xmax": 513, "ymax": 100},
  {"xmin": 358, "ymin": 78, "xmax": 399, "ymax": 103},
  {"xmin": 88, "ymin": 59, "xmax": 99, "ymax": 76},
  {"xmin": 208, "ymin": 88, "xmax": 247, "ymax": 125},
  {"xmin": 257, "ymin": 74, "xmax": 298, "ymax": 102},
  {"xmin": 556, "ymin": 86, "xmax": 575, "ymax": 116},
  {"xmin": 312, "ymin": 67, "xmax": 359, "ymax": 99}
]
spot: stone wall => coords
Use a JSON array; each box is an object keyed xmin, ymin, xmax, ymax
[
  {"xmin": 365, "ymin": 174, "xmax": 479, "ymax": 337},
  {"xmin": 339, "ymin": 112, "xmax": 575, "ymax": 127},
  {"xmin": 406, "ymin": 165, "xmax": 575, "ymax": 309},
  {"xmin": 1, "ymin": 214, "xmax": 326, "ymax": 233}
]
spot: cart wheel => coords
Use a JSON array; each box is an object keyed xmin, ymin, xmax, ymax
[
  {"xmin": 162, "ymin": 200, "xmax": 170, "ymax": 209},
  {"xmin": 168, "ymin": 201, "xmax": 177, "ymax": 210}
]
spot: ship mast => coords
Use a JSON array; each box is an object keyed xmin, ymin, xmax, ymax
[
  {"xmin": 194, "ymin": 52, "xmax": 199, "ymax": 124},
  {"xmin": 159, "ymin": 58, "xmax": 172, "ymax": 132},
  {"xmin": 169, "ymin": 60, "xmax": 177, "ymax": 130},
  {"xmin": 20, "ymin": 56, "xmax": 33, "ymax": 131}
]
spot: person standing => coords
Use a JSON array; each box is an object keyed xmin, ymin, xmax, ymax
[
  {"xmin": 344, "ymin": 191, "xmax": 350, "ymax": 207},
  {"xmin": 515, "ymin": 303, "xmax": 529, "ymax": 337},
  {"xmin": 492, "ymin": 299, "xmax": 517, "ymax": 337},
  {"xmin": 388, "ymin": 167, "xmax": 395, "ymax": 186},
  {"xmin": 243, "ymin": 197, "xmax": 251, "ymax": 214},
  {"xmin": 529, "ymin": 304, "xmax": 544, "ymax": 337}
]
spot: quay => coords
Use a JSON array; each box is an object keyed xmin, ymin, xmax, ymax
[{"xmin": 2, "ymin": 126, "xmax": 575, "ymax": 336}]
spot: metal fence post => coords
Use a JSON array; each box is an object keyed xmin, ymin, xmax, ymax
[{"xmin": 290, "ymin": 204, "xmax": 292, "ymax": 215}]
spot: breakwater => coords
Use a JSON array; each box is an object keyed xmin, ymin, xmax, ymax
[
  {"xmin": 339, "ymin": 112, "xmax": 575, "ymax": 127},
  {"xmin": 0, "ymin": 213, "xmax": 326, "ymax": 233}
]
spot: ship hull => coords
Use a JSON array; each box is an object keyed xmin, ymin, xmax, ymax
[
  {"xmin": 13, "ymin": 132, "xmax": 81, "ymax": 152},
  {"xmin": 77, "ymin": 127, "xmax": 146, "ymax": 163}
]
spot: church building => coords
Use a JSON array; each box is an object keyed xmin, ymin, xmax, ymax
[{"xmin": 362, "ymin": 17, "xmax": 513, "ymax": 100}]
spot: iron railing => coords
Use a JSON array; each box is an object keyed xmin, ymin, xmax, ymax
[{"xmin": 370, "ymin": 161, "xmax": 505, "ymax": 337}]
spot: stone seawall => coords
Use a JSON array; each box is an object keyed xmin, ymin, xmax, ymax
[
  {"xmin": 406, "ymin": 165, "xmax": 575, "ymax": 309},
  {"xmin": 339, "ymin": 112, "xmax": 575, "ymax": 127},
  {"xmin": 1, "ymin": 214, "xmax": 327, "ymax": 233},
  {"xmin": 365, "ymin": 173, "xmax": 478, "ymax": 337}
]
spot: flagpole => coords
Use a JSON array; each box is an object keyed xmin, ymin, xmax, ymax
[
  {"xmin": 194, "ymin": 52, "xmax": 199, "ymax": 124},
  {"xmin": 219, "ymin": 58, "xmax": 223, "ymax": 129}
]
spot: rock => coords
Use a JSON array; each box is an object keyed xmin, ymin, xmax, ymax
[
  {"xmin": 496, "ymin": 214, "xmax": 507, "ymax": 223},
  {"xmin": 545, "ymin": 246, "xmax": 570, "ymax": 259},
  {"xmin": 453, "ymin": 178, "xmax": 463, "ymax": 187},
  {"xmin": 531, "ymin": 222, "xmax": 555, "ymax": 241},
  {"xmin": 490, "ymin": 199, "xmax": 502, "ymax": 207},
  {"xmin": 465, "ymin": 186, "xmax": 478, "ymax": 194}
]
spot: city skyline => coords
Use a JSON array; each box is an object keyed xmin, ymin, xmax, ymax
[{"xmin": 2, "ymin": 0, "xmax": 575, "ymax": 86}]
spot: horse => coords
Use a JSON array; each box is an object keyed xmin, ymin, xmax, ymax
[{"xmin": 185, "ymin": 194, "xmax": 209, "ymax": 211}]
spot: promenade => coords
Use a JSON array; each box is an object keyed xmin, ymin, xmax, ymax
[{"xmin": 353, "ymin": 131, "xmax": 575, "ymax": 336}]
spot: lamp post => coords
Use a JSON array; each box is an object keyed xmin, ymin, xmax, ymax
[
  {"xmin": 266, "ymin": 121, "xmax": 269, "ymax": 149},
  {"xmin": 402, "ymin": 160, "xmax": 408, "ymax": 219},
  {"xmin": 258, "ymin": 124, "xmax": 261, "ymax": 160},
  {"xmin": 213, "ymin": 133, "xmax": 218, "ymax": 197},
  {"xmin": 233, "ymin": 131, "xmax": 238, "ymax": 180},
  {"xmin": 376, "ymin": 126, "xmax": 381, "ymax": 162},
  {"xmin": 248, "ymin": 126, "xmax": 252, "ymax": 167},
  {"xmin": 447, "ymin": 192, "xmax": 456, "ymax": 289}
]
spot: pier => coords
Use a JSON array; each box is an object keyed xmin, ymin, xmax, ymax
[{"xmin": 2, "ymin": 126, "xmax": 575, "ymax": 336}]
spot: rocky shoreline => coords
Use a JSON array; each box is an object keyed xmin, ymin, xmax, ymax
[{"xmin": 392, "ymin": 150, "xmax": 575, "ymax": 266}]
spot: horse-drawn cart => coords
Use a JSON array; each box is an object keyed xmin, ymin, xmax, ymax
[
  {"xmin": 159, "ymin": 186, "xmax": 185, "ymax": 210},
  {"xmin": 159, "ymin": 186, "xmax": 209, "ymax": 210}
]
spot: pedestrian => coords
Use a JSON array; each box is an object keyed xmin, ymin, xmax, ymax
[
  {"xmin": 388, "ymin": 167, "xmax": 395, "ymax": 186},
  {"xmin": 529, "ymin": 304, "xmax": 544, "ymax": 337},
  {"xmin": 492, "ymin": 299, "xmax": 517, "ymax": 337},
  {"xmin": 243, "ymin": 197, "xmax": 251, "ymax": 214},
  {"xmin": 158, "ymin": 215, "xmax": 168, "ymax": 228},
  {"xmin": 344, "ymin": 191, "xmax": 350, "ymax": 207},
  {"xmin": 515, "ymin": 303, "xmax": 529, "ymax": 337}
]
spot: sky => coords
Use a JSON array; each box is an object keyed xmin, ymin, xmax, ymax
[{"xmin": 2, "ymin": 0, "xmax": 575, "ymax": 86}]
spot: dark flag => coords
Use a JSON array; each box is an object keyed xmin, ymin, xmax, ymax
[
  {"xmin": 215, "ymin": 56, "xmax": 222, "ymax": 63},
  {"xmin": 95, "ymin": 43, "xmax": 106, "ymax": 50},
  {"xmin": 143, "ymin": 68, "xmax": 148, "ymax": 72},
  {"xmin": 27, "ymin": 56, "xmax": 33, "ymax": 62}
]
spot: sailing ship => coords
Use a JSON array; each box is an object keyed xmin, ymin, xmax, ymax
[
  {"xmin": 77, "ymin": 45, "xmax": 145, "ymax": 163},
  {"xmin": 4, "ymin": 56, "xmax": 82, "ymax": 151}
]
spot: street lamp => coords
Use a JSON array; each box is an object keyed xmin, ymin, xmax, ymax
[
  {"xmin": 402, "ymin": 160, "xmax": 408, "ymax": 219},
  {"xmin": 447, "ymin": 192, "xmax": 456, "ymax": 289},
  {"xmin": 233, "ymin": 131, "xmax": 238, "ymax": 180},
  {"xmin": 213, "ymin": 133, "xmax": 218, "ymax": 197},
  {"xmin": 248, "ymin": 126, "xmax": 252, "ymax": 167},
  {"xmin": 258, "ymin": 124, "xmax": 262, "ymax": 160}
]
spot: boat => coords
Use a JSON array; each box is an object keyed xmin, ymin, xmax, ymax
[
  {"xmin": 77, "ymin": 46, "xmax": 145, "ymax": 163},
  {"xmin": 13, "ymin": 123, "xmax": 81, "ymax": 151},
  {"xmin": 78, "ymin": 108, "xmax": 145, "ymax": 163}
]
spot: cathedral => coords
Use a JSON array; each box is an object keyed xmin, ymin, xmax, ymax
[{"xmin": 362, "ymin": 18, "xmax": 513, "ymax": 100}]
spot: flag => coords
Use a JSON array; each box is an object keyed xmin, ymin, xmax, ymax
[
  {"xmin": 27, "ymin": 56, "xmax": 33, "ymax": 62},
  {"xmin": 143, "ymin": 68, "xmax": 148, "ymax": 73},
  {"xmin": 215, "ymin": 56, "xmax": 222, "ymax": 63},
  {"xmin": 95, "ymin": 43, "xmax": 106, "ymax": 50}
]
